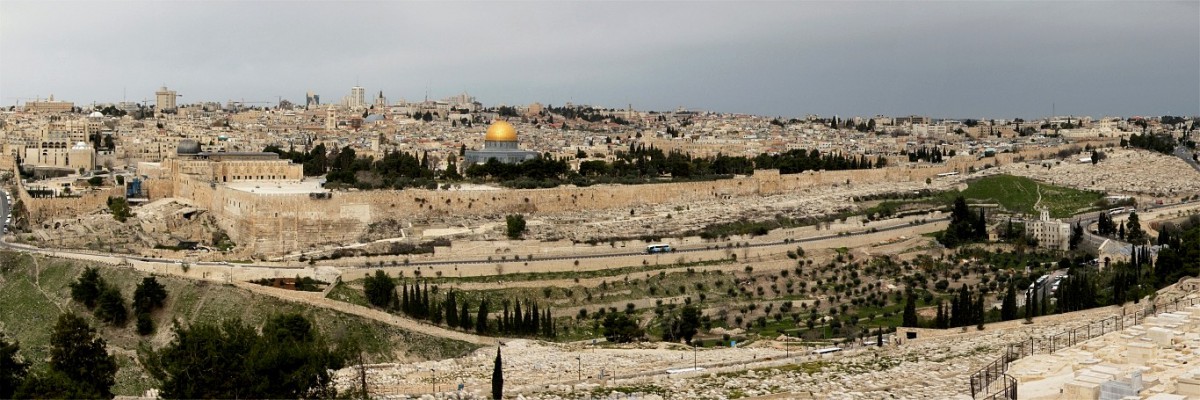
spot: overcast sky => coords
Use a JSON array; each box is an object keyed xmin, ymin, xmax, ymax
[{"xmin": 2, "ymin": 1, "xmax": 1197, "ymax": 119}]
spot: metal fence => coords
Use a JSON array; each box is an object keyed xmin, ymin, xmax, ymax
[{"xmin": 968, "ymin": 295, "xmax": 1200, "ymax": 399}]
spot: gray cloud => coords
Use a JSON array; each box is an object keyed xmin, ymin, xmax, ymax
[{"xmin": 2, "ymin": 1, "xmax": 1196, "ymax": 118}]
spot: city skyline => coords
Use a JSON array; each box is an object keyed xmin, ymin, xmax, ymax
[{"xmin": 1, "ymin": 1, "xmax": 1197, "ymax": 118}]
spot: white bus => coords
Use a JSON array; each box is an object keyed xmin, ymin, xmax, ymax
[
  {"xmin": 1109, "ymin": 207, "xmax": 1127, "ymax": 215},
  {"xmin": 646, "ymin": 243, "xmax": 673, "ymax": 254}
]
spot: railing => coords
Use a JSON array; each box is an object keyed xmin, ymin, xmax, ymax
[
  {"xmin": 979, "ymin": 374, "xmax": 1017, "ymax": 400},
  {"xmin": 968, "ymin": 294, "xmax": 1200, "ymax": 399}
]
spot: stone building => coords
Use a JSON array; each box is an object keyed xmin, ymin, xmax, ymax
[
  {"xmin": 1028, "ymin": 208, "xmax": 1071, "ymax": 250},
  {"xmin": 463, "ymin": 120, "xmax": 538, "ymax": 166},
  {"xmin": 154, "ymin": 139, "xmax": 303, "ymax": 184}
]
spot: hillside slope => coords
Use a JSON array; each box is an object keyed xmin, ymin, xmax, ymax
[{"xmin": 0, "ymin": 251, "xmax": 478, "ymax": 396}]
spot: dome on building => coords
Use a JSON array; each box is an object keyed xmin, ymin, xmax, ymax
[
  {"xmin": 364, "ymin": 114, "xmax": 385, "ymax": 123},
  {"xmin": 485, "ymin": 120, "xmax": 517, "ymax": 142},
  {"xmin": 177, "ymin": 139, "xmax": 201, "ymax": 155},
  {"xmin": 88, "ymin": 111, "xmax": 104, "ymax": 118}
]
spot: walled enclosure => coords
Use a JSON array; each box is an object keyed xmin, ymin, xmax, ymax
[{"xmin": 8, "ymin": 140, "xmax": 1116, "ymax": 257}]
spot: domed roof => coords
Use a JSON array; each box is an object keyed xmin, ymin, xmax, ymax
[
  {"xmin": 88, "ymin": 111, "xmax": 104, "ymax": 118},
  {"xmin": 485, "ymin": 120, "xmax": 517, "ymax": 142},
  {"xmin": 177, "ymin": 139, "xmax": 201, "ymax": 155}
]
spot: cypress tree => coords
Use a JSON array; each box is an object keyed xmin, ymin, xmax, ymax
[
  {"xmin": 1040, "ymin": 287, "xmax": 1048, "ymax": 316},
  {"xmin": 531, "ymin": 302, "xmax": 540, "ymax": 335},
  {"xmin": 513, "ymin": 300, "xmax": 522, "ymax": 334},
  {"xmin": 422, "ymin": 283, "xmax": 430, "ymax": 319},
  {"xmin": 975, "ymin": 294, "xmax": 985, "ymax": 329},
  {"xmin": 902, "ymin": 290, "xmax": 918, "ymax": 327},
  {"xmin": 476, "ymin": 299, "xmax": 489, "ymax": 334},
  {"xmin": 935, "ymin": 300, "xmax": 946, "ymax": 329},
  {"xmin": 1001, "ymin": 282, "xmax": 1017, "ymax": 321},
  {"xmin": 491, "ymin": 347, "xmax": 503, "ymax": 400},
  {"xmin": 446, "ymin": 292, "xmax": 458, "ymax": 328},
  {"xmin": 500, "ymin": 300, "xmax": 509, "ymax": 334},
  {"xmin": 459, "ymin": 301, "xmax": 472, "ymax": 330}
]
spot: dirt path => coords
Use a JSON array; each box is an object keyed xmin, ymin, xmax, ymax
[{"xmin": 234, "ymin": 282, "xmax": 502, "ymax": 346}]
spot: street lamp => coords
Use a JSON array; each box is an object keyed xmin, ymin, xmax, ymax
[
  {"xmin": 577, "ymin": 355, "xmax": 582, "ymax": 381},
  {"xmin": 693, "ymin": 343, "xmax": 698, "ymax": 370},
  {"xmin": 431, "ymin": 368, "xmax": 436, "ymax": 394}
]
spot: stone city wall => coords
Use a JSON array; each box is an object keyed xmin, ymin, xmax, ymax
[
  {"xmin": 204, "ymin": 162, "xmax": 978, "ymax": 255},
  {"xmin": 16, "ymin": 180, "xmax": 123, "ymax": 224},
  {"xmin": 11, "ymin": 141, "xmax": 1108, "ymax": 256}
]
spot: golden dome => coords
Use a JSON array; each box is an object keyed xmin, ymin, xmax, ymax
[{"xmin": 485, "ymin": 120, "xmax": 518, "ymax": 142}]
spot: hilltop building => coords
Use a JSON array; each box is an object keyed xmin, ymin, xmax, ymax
[
  {"xmin": 463, "ymin": 120, "xmax": 539, "ymax": 166},
  {"xmin": 23, "ymin": 95, "xmax": 73, "ymax": 113},
  {"xmin": 156, "ymin": 86, "xmax": 178, "ymax": 113},
  {"xmin": 1028, "ymin": 208, "xmax": 1071, "ymax": 250}
]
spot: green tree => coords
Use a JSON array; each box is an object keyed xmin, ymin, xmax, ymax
[
  {"xmin": 505, "ymin": 214, "xmax": 527, "ymax": 239},
  {"xmin": 1126, "ymin": 212, "xmax": 1146, "ymax": 244},
  {"xmin": 106, "ymin": 196, "xmax": 132, "ymax": 222},
  {"xmin": 602, "ymin": 312, "xmax": 644, "ymax": 343},
  {"xmin": 144, "ymin": 314, "xmax": 343, "ymax": 399},
  {"xmin": 901, "ymin": 289, "xmax": 918, "ymax": 327},
  {"xmin": 70, "ymin": 267, "xmax": 106, "ymax": 309},
  {"xmin": 27, "ymin": 314, "xmax": 118, "ymax": 399},
  {"xmin": 1001, "ymin": 282, "xmax": 1017, "ymax": 321},
  {"xmin": 94, "ymin": 286, "xmax": 128, "ymax": 326},
  {"xmin": 136, "ymin": 312, "xmax": 154, "ymax": 335},
  {"xmin": 491, "ymin": 347, "xmax": 503, "ymax": 400},
  {"xmin": 132, "ymin": 276, "xmax": 168, "ymax": 314},
  {"xmin": 476, "ymin": 299, "xmax": 490, "ymax": 334},
  {"xmin": 0, "ymin": 332, "xmax": 28, "ymax": 399},
  {"xmin": 363, "ymin": 270, "xmax": 396, "ymax": 308}
]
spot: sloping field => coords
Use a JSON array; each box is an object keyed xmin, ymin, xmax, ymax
[
  {"xmin": 0, "ymin": 251, "xmax": 477, "ymax": 396},
  {"xmin": 962, "ymin": 174, "xmax": 1103, "ymax": 218}
]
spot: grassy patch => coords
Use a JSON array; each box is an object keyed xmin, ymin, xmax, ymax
[
  {"xmin": 0, "ymin": 252, "xmax": 478, "ymax": 396},
  {"xmin": 962, "ymin": 175, "xmax": 1103, "ymax": 218}
]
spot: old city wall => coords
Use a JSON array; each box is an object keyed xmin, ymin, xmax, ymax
[
  {"xmin": 215, "ymin": 157, "xmax": 1001, "ymax": 255},
  {"xmin": 16, "ymin": 182, "xmax": 123, "ymax": 224},
  {"xmin": 3, "ymin": 141, "xmax": 1110, "ymax": 256},
  {"xmin": 0, "ymin": 153, "xmax": 123, "ymax": 224}
]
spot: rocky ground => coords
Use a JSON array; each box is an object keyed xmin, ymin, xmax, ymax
[
  {"xmin": 988, "ymin": 148, "xmax": 1200, "ymax": 198},
  {"xmin": 406, "ymin": 177, "xmax": 963, "ymax": 245},
  {"xmin": 331, "ymin": 305, "xmax": 1132, "ymax": 399},
  {"xmin": 22, "ymin": 199, "xmax": 223, "ymax": 254}
]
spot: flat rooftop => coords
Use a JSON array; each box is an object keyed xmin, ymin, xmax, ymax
[{"xmin": 224, "ymin": 179, "xmax": 327, "ymax": 194}]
